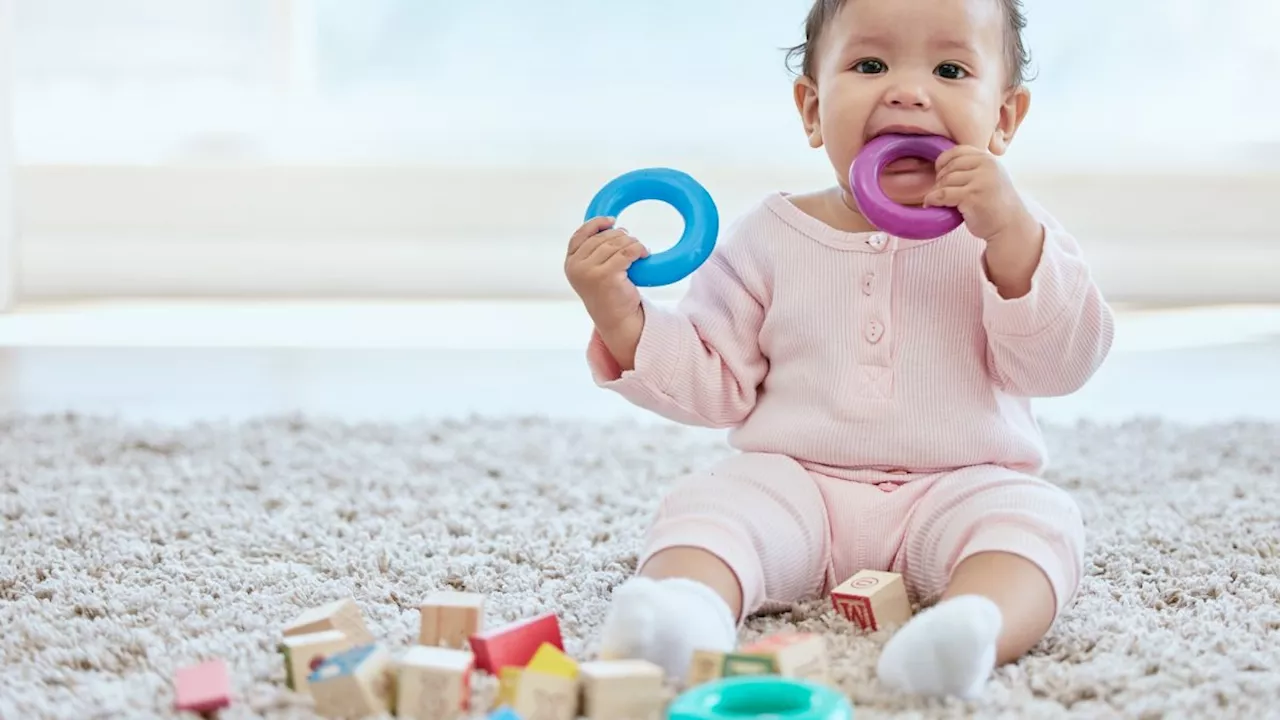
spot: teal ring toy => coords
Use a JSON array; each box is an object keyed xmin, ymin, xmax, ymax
[
  {"xmin": 667, "ymin": 676, "xmax": 854, "ymax": 720},
  {"xmin": 584, "ymin": 167, "xmax": 718, "ymax": 287}
]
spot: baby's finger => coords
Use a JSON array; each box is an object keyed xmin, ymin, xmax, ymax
[
  {"xmin": 934, "ymin": 169, "xmax": 979, "ymax": 189},
  {"xmin": 583, "ymin": 229, "xmax": 635, "ymax": 265},
  {"xmin": 568, "ymin": 216, "xmax": 616, "ymax": 254},
  {"xmin": 574, "ymin": 227, "xmax": 627, "ymax": 259},
  {"xmin": 923, "ymin": 187, "xmax": 963, "ymax": 208},
  {"xmin": 602, "ymin": 239, "xmax": 650, "ymax": 273},
  {"xmin": 935, "ymin": 151, "xmax": 984, "ymax": 178}
]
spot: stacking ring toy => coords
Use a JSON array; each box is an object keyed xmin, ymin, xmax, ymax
[
  {"xmin": 667, "ymin": 676, "xmax": 854, "ymax": 720},
  {"xmin": 850, "ymin": 133, "xmax": 963, "ymax": 240},
  {"xmin": 584, "ymin": 167, "xmax": 718, "ymax": 287}
]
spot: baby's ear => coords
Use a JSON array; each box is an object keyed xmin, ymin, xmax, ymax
[
  {"xmin": 989, "ymin": 85, "xmax": 1031, "ymax": 155},
  {"xmin": 793, "ymin": 77, "xmax": 823, "ymax": 148}
]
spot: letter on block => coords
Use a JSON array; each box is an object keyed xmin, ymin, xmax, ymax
[
  {"xmin": 513, "ymin": 668, "xmax": 578, "ymax": 720},
  {"xmin": 397, "ymin": 645, "xmax": 474, "ymax": 720},
  {"xmin": 307, "ymin": 644, "xmax": 395, "ymax": 718},
  {"xmin": 420, "ymin": 591, "xmax": 486, "ymax": 649},
  {"xmin": 579, "ymin": 659, "xmax": 664, "ymax": 720},
  {"xmin": 830, "ymin": 570, "xmax": 912, "ymax": 632},
  {"xmin": 282, "ymin": 596, "xmax": 376, "ymax": 645}
]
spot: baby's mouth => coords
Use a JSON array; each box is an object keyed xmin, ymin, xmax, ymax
[{"xmin": 882, "ymin": 157, "xmax": 934, "ymax": 175}]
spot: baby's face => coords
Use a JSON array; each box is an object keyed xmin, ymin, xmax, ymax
[{"xmin": 795, "ymin": 0, "xmax": 1027, "ymax": 207}]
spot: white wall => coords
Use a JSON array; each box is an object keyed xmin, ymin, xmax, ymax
[
  {"xmin": 0, "ymin": 0, "xmax": 15, "ymax": 311},
  {"xmin": 14, "ymin": 164, "xmax": 1280, "ymax": 305}
]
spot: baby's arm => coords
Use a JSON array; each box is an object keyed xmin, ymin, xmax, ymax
[
  {"xmin": 980, "ymin": 197, "xmax": 1115, "ymax": 397},
  {"xmin": 587, "ymin": 239, "xmax": 768, "ymax": 428}
]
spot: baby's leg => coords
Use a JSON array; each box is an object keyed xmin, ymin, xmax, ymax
[
  {"xmin": 598, "ymin": 452, "xmax": 831, "ymax": 679},
  {"xmin": 876, "ymin": 468, "xmax": 1084, "ymax": 698}
]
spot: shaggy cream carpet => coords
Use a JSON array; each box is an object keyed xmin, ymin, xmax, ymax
[{"xmin": 1, "ymin": 414, "xmax": 1278, "ymax": 719}]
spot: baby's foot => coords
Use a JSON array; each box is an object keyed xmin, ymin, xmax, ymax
[
  {"xmin": 597, "ymin": 576, "xmax": 737, "ymax": 679},
  {"xmin": 875, "ymin": 594, "xmax": 1003, "ymax": 699}
]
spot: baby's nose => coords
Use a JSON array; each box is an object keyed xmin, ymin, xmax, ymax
[{"xmin": 885, "ymin": 84, "xmax": 930, "ymax": 109}]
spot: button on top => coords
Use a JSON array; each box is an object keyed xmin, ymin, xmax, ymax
[{"xmin": 867, "ymin": 233, "xmax": 888, "ymax": 251}]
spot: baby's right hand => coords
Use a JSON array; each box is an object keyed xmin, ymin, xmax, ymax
[{"xmin": 565, "ymin": 216, "xmax": 650, "ymax": 331}]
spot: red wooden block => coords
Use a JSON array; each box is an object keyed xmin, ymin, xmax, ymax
[
  {"xmin": 468, "ymin": 612, "xmax": 563, "ymax": 674},
  {"xmin": 173, "ymin": 658, "xmax": 231, "ymax": 713}
]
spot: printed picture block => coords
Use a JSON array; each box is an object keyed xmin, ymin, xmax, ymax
[
  {"xmin": 279, "ymin": 629, "xmax": 357, "ymax": 693},
  {"xmin": 307, "ymin": 644, "xmax": 395, "ymax": 718}
]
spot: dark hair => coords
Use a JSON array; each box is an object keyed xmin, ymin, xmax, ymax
[{"xmin": 784, "ymin": 0, "xmax": 1033, "ymax": 87}]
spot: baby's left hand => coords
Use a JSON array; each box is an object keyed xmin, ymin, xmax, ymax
[{"xmin": 923, "ymin": 146, "xmax": 1038, "ymax": 244}]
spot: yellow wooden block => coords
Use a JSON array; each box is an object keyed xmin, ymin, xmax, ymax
[
  {"xmin": 495, "ymin": 666, "xmax": 522, "ymax": 708},
  {"xmin": 526, "ymin": 642, "xmax": 578, "ymax": 680},
  {"xmin": 579, "ymin": 659, "xmax": 664, "ymax": 720}
]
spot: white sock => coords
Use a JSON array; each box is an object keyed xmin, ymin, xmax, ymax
[
  {"xmin": 875, "ymin": 594, "xmax": 1003, "ymax": 699},
  {"xmin": 597, "ymin": 576, "xmax": 738, "ymax": 679}
]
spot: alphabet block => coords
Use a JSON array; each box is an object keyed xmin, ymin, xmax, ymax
[
  {"xmin": 307, "ymin": 644, "xmax": 394, "ymax": 718},
  {"xmin": 397, "ymin": 645, "xmax": 474, "ymax": 720},
  {"xmin": 282, "ymin": 596, "xmax": 375, "ymax": 645},
  {"xmin": 279, "ymin": 629, "xmax": 356, "ymax": 693},
  {"xmin": 420, "ymin": 592, "xmax": 486, "ymax": 649},
  {"xmin": 579, "ymin": 659, "xmax": 664, "ymax": 720},
  {"xmin": 830, "ymin": 570, "xmax": 912, "ymax": 632}
]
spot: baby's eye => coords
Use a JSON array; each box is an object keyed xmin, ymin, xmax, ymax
[
  {"xmin": 935, "ymin": 63, "xmax": 967, "ymax": 79},
  {"xmin": 852, "ymin": 58, "xmax": 887, "ymax": 74}
]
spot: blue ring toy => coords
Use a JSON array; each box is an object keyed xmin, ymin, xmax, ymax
[
  {"xmin": 667, "ymin": 676, "xmax": 854, "ymax": 720},
  {"xmin": 584, "ymin": 168, "xmax": 718, "ymax": 287}
]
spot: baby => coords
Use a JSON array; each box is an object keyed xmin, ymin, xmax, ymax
[{"xmin": 564, "ymin": 0, "xmax": 1114, "ymax": 700}]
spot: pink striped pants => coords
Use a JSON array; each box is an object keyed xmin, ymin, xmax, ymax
[{"xmin": 639, "ymin": 453, "xmax": 1085, "ymax": 622}]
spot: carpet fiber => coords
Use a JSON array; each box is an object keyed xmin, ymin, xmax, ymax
[{"xmin": 2, "ymin": 414, "xmax": 1279, "ymax": 719}]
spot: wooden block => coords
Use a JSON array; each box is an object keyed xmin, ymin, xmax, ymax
[
  {"xmin": 496, "ymin": 667, "xmax": 523, "ymax": 708},
  {"xmin": 684, "ymin": 649, "xmax": 776, "ymax": 687},
  {"xmin": 396, "ymin": 645, "xmax": 474, "ymax": 720},
  {"xmin": 282, "ymin": 596, "xmax": 376, "ymax": 645},
  {"xmin": 278, "ymin": 629, "xmax": 357, "ymax": 693},
  {"xmin": 173, "ymin": 658, "xmax": 231, "ymax": 713},
  {"xmin": 830, "ymin": 570, "xmax": 912, "ymax": 632},
  {"xmin": 513, "ymin": 669, "xmax": 578, "ymax": 720},
  {"xmin": 307, "ymin": 644, "xmax": 395, "ymax": 718},
  {"xmin": 526, "ymin": 643, "xmax": 578, "ymax": 680},
  {"xmin": 737, "ymin": 633, "xmax": 830, "ymax": 684},
  {"xmin": 579, "ymin": 659, "xmax": 664, "ymax": 720},
  {"xmin": 420, "ymin": 592, "xmax": 486, "ymax": 649},
  {"xmin": 468, "ymin": 612, "xmax": 563, "ymax": 674}
]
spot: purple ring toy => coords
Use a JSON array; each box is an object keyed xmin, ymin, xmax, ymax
[{"xmin": 850, "ymin": 133, "xmax": 963, "ymax": 240}]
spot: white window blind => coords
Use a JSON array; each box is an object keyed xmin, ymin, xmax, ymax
[{"xmin": 8, "ymin": 0, "xmax": 1279, "ymax": 302}]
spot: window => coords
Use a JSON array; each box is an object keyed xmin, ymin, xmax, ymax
[{"xmin": 7, "ymin": 0, "xmax": 1278, "ymax": 303}]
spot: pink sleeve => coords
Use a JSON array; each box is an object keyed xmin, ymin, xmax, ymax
[
  {"xmin": 586, "ymin": 248, "xmax": 768, "ymax": 428},
  {"xmin": 981, "ymin": 201, "xmax": 1115, "ymax": 397}
]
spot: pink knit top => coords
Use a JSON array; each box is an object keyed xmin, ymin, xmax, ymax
[{"xmin": 587, "ymin": 192, "xmax": 1115, "ymax": 480}]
